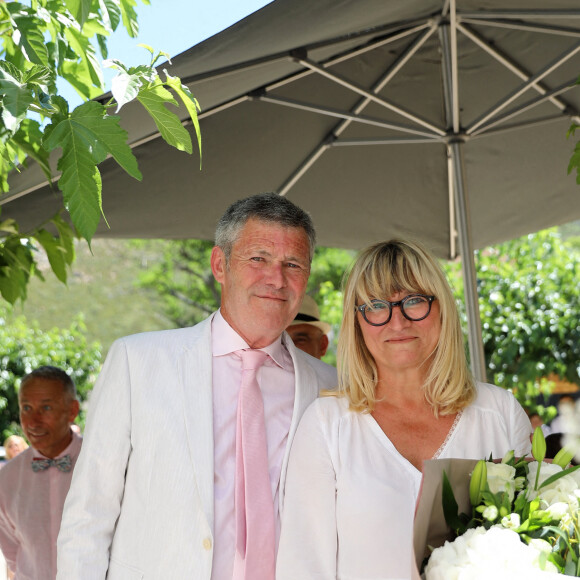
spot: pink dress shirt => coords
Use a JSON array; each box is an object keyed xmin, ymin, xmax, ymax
[
  {"xmin": 0, "ymin": 431, "xmax": 82, "ymax": 580},
  {"xmin": 211, "ymin": 311, "xmax": 295, "ymax": 580}
]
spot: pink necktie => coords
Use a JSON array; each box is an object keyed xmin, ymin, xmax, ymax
[{"xmin": 232, "ymin": 349, "xmax": 276, "ymax": 580}]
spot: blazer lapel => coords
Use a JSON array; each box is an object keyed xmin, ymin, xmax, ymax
[
  {"xmin": 177, "ymin": 315, "xmax": 215, "ymax": 532},
  {"xmin": 278, "ymin": 335, "xmax": 318, "ymax": 512}
]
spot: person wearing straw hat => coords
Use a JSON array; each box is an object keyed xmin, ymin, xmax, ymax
[{"xmin": 286, "ymin": 295, "xmax": 331, "ymax": 360}]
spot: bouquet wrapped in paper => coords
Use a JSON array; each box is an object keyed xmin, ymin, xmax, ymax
[{"xmin": 414, "ymin": 428, "xmax": 580, "ymax": 578}]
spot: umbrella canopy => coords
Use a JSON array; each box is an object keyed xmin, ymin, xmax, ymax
[{"xmin": 3, "ymin": 0, "xmax": 580, "ymax": 379}]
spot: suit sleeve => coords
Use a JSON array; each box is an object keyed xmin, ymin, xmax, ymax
[
  {"xmin": 57, "ymin": 339, "xmax": 133, "ymax": 580},
  {"xmin": 276, "ymin": 401, "xmax": 338, "ymax": 580}
]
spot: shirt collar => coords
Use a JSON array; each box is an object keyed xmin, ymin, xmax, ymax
[
  {"xmin": 31, "ymin": 429, "xmax": 82, "ymax": 460},
  {"xmin": 212, "ymin": 309, "xmax": 290, "ymax": 370}
]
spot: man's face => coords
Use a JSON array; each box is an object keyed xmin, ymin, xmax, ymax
[
  {"xmin": 211, "ymin": 218, "xmax": 311, "ymax": 349},
  {"xmin": 19, "ymin": 377, "xmax": 79, "ymax": 459},
  {"xmin": 286, "ymin": 324, "xmax": 329, "ymax": 359}
]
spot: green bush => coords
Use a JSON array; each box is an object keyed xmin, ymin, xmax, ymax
[{"xmin": 0, "ymin": 306, "xmax": 102, "ymax": 438}]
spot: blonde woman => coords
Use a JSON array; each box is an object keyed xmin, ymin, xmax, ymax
[
  {"xmin": 3, "ymin": 436, "xmax": 28, "ymax": 461},
  {"xmin": 277, "ymin": 239, "xmax": 532, "ymax": 580}
]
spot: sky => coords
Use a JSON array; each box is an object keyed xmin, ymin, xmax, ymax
[
  {"xmin": 63, "ymin": 0, "xmax": 272, "ymax": 104},
  {"xmin": 107, "ymin": 0, "xmax": 272, "ymax": 66}
]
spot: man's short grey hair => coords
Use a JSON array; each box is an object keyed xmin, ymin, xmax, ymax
[
  {"xmin": 20, "ymin": 365, "xmax": 77, "ymax": 400},
  {"xmin": 215, "ymin": 193, "xmax": 316, "ymax": 262}
]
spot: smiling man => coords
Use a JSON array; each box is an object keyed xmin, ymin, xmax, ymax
[
  {"xmin": 57, "ymin": 193, "xmax": 337, "ymax": 580},
  {"xmin": 0, "ymin": 365, "xmax": 80, "ymax": 580},
  {"xmin": 286, "ymin": 295, "xmax": 331, "ymax": 360}
]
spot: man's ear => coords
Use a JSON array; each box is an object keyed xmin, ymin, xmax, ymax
[
  {"xmin": 320, "ymin": 334, "xmax": 329, "ymax": 357},
  {"xmin": 211, "ymin": 246, "xmax": 226, "ymax": 283},
  {"xmin": 69, "ymin": 399, "xmax": 80, "ymax": 422}
]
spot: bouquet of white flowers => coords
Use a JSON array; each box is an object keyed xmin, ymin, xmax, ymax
[{"xmin": 417, "ymin": 428, "xmax": 580, "ymax": 578}]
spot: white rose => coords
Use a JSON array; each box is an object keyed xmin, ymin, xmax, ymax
[{"xmin": 486, "ymin": 462, "xmax": 517, "ymax": 501}]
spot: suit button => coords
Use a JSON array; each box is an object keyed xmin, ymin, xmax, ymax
[{"xmin": 203, "ymin": 538, "xmax": 212, "ymax": 550}]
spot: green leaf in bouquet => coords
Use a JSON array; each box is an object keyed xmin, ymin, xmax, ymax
[
  {"xmin": 442, "ymin": 471, "xmax": 466, "ymax": 533},
  {"xmin": 501, "ymin": 449, "xmax": 515, "ymax": 464},
  {"xmin": 469, "ymin": 460, "xmax": 487, "ymax": 507},
  {"xmin": 553, "ymin": 445, "xmax": 576, "ymax": 470},
  {"xmin": 513, "ymin": 490, "xmax": 529, "ymax": 517}
]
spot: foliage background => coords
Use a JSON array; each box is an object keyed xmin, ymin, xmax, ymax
[{"xmin": 1, "ymin": 223, "xmax": 578, "ymax": 438}]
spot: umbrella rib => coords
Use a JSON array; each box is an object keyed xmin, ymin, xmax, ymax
[
  {"xmin": 278, "ymin": 143, "xmax": 328, "ymax": 197},
  {"xmin": 472, "ymin": 114, "xmax": 572, "ymax": 139},
  {"xmin": 332, "ymin": 137, "xmax": 444, "ymax": 146},
  {"xmin": 256, "ymin": 94, "xmax": 439, "ymax": 138},
  {"xmin": 265, "ymin": 23, "xmax": 433, "ymax": 95},
  {"xmin": 458, "ymin": 10, "xmax": 580, "ymax": 20},
  {"xmin": 295, "ymin": 56, "xmax": 445, "ymax": 136},
  {"xmin": 470, "ymin": 82, "xmax": 579, "ymax": 137},
  {"xmin": 467, "ymin": 41, "xmax": 580, "ymax": 135},
  {"xmin": 458, "ymin": 17, "xmax": 580, "ymax": 38},
  {"xmin": 277, "ymin": 25, "xmax": 439, "ymax": 196},
  {"xmin": 458, "ymin": 23, "xmax": 571, "ymax": 115},
  {"xmin": 331, "ymin": 24, "xmax": 437, "ymax": 139}
]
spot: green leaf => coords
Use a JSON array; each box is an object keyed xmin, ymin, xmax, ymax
[
  {"xmin": 567, "ymin": 140, "xmax": 580, "ymax": 185},
  {"xmin": 441, "ymin": 471, "xmax": 462, "ymax": 530},
  {"xmin": 100, "ymin": 0, "xmax": 122, "ymax": 32},
  {"xmin": 110, "ymin": 67, "xmax": 150, "ymax": 110},
  {"xmin": 137, "ymin": 83, "xmax": 192, "ymax": 153},
  {"xmin": 64, "ymin": 0, "xmax": 93, "ymax": 28},
  {"xmin": 164, "ymin": 70, "xmax": 202, "ymax": 162},
  {"xmin": 12, "ymin": 119, "xmax": 52, "ymax": 182},
  {"xmin": 52, "ymin": 215, "xmax": 76, "ymax": 266},
  {"xmin": 0, "ymin": 237, "xmax": 34, "ymax": 304},
  {"xmin": 43, "ymin": 101, "xmax": 141, "ymax": 241},
  {"xmin": 0, "ymin": 219, "xmax": 19, "ymax": 235},
  {"xmin": 64, "ymin": 27, "xmax": 104, "ymax": 89},
  {"xmin": 34, "ymin": 228, "xmax": 69, "ymax": 283},
  {"xmin": 553, "ymin": 445, "xmax": 576, "ymax": 469},
  {"xmin": 22, "ymin": 64, "xmax": 52, "ymax": 93},
  {"xmin": 13, "ymin": 16, "xmax": 50, "ymax": 67},
  {"xmin": 119, "ymin": 0, "xmax": 139, "ymax": 37},
  {"xmin": 469, "ymin": 459, "xmax": 487, "ymax": 506}
]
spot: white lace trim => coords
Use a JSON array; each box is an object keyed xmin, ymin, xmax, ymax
[{"xmin": 432, "ymin": 410, "xmax": 463, "ymax": 459}]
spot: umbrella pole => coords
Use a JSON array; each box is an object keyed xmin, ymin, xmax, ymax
[{"xmin": 449, "ymin": 140, "xmax": 487, "ymax": 383}]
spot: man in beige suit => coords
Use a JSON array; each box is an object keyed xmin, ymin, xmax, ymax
[{"xmin": 57, "ymin": 193, "xmax": 336, "ymax": 580}]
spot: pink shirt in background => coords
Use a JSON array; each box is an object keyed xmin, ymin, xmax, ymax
[
  {"xmin": 0, "ymin": 431, "xmax": 82, "ymax": 580},
  {"xmin": 211, "ymin": 310, "xmax": 295, "ymax": 580}
]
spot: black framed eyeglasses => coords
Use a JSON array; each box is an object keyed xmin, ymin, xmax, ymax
[{"xmin": 355, "ymin": 294, "xmax": 436, "ymax": 326}]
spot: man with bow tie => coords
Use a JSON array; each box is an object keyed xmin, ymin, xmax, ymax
[{"xmin": 0, "ymin": 365, "xmax": 80, "ymax": 579}]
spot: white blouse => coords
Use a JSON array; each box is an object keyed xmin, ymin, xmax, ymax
[{"xmin": 276, "ymin": 382, "xmax": 532, "ymax": 580}]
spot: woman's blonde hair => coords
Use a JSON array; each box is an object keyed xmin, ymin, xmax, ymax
[
  {"xmin": 336, "ymin": 239, "xmax": 475, "ymax": 416},
  {"xmin": 3, "ymin": 435, "xmax": 29, "ymax": 460}
]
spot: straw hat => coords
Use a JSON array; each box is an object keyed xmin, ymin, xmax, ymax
[{"xmin": 288, "ymin": 295, "xmax": 331, "ymax": 334}]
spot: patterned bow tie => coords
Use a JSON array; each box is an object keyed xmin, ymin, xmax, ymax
[{"xmin": 31, "ymin": 454, "xmax": 72, "ymax": 473}]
